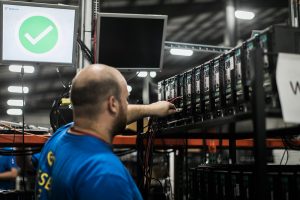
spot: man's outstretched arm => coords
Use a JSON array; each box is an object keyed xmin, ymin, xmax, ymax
[{"xmin": 127, "ymin": 101, "xmax": 176, "ymax": 124}]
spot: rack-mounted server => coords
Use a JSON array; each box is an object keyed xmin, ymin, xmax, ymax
[
  {"xmin": 189, "ymin": 165, "xmax": 300, "ymax": 200},
  {"xmin": 157, "ymin": 25, "xmax": 300, "ymax": 129}
]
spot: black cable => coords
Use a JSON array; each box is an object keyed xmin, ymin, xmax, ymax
[
  {"xmin": 77, "ymin": 39, "xmax": 93, "ymax": 59},
  {"xmin": 50, "ymin": 86, "xmax": 70, "ymax": 131},
  {"xmin": 280, "ymin": 149, "xmax": 287, "ymax": 165},
  {"xmin": 184, "ymin": 132, "xmax": 188, "ymax": 200},
  {"xmin": 285, "ymin": 150, "xmax": 289, "ymax": 165},
  {"xmin": 282, "ymin": 135, "xmax": 300, "ymax": 150},
  {"xmin": 136, "ymin": 131, "xmax": 147, "ymax": 192},
  {"xmin": 77, "ymin": 38, "xmax": 94, "ymax": 63},
  {"xmin": 56, "ymin": 67, "xmax": 67, "ymax": 89},
  {"xmin": 21, "ymin": 66, "xmax": 27, "ymax": 193},
  {"xmin": 11, "ymin": 121, "xmax": 17, "ymax": 167},
  {"xmin": 149, "ymin": 177, "xmax": 164, "ymax": 195}
]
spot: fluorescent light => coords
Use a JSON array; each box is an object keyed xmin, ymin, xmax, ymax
[
  {"xmin": 7, "ymin": 99, "xmax": 24, "ymax": 107},
  {"xmin": 235, "ymin": 10, "xmax": 255, "ymax": 20},
  {"xmin": 170, "ymin": 48, "xmax": 193, "ymax": 56},
  {"xmin": 150, "ymin": 71, "xmax": 157, "ymax": 78},
  {"xmin": 7, "ymin": 109, "xmax": 23, "ymax": 116},
  {"xmin": 137, "ymin": 71, "xmax": 148, "ymax": 78},
  {"xmin": 127, "ymin": 85, "xmax": 132, "ymax": 93},
  {"xmin": 8, "ymin": 86, "xmax": 29, "ymax": 93},
  {"xmin": 9, "ymin": 65, "xmax": 35, "ymax": 73}
]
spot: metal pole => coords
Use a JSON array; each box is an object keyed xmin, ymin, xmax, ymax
[
  {"xmin": 225, "ymin": 0, "xmax": 238, "ymax": 163},
  {"xmin": 289, "ymin": 0, "xmax": 299, "ymax": 27},
  {"xmin": 224, "ymin": 0, "xmax": 237, "ymax": 47},
  {"xmin": 79, "ymin": 0, "xmax": 93, "ymax": 71},
  {"xmin": 142, "ymin": 75, "xmax": 151, "ymax": 104},
  {"xmin": 251, "ymin": 47, "xmax": 267, "ymax": 200},
  {"xmin": 169, "ymin": 151, "xmax": 175, "ymax": 199},
  {"xmin": 228, "ymin": 123, "xmax": 236, "ymax": 164}
]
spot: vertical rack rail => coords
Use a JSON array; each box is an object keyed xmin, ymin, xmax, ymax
[{"xmin": 251, "ymin": 46, "xmax": 267, "ymax": 200}]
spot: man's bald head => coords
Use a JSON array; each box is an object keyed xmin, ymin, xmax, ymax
[{"xmin": 70, "ymin": 64, "xmax": 126, "ymax": 118}]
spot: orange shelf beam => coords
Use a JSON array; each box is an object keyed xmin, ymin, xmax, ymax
[
  {"xmin": 112, "ymin": 135, "xmax": 299, "ymax": 149},
  {"xmin": 0, "ymin": 134, "xmax": 50, "ymax": 146},
  {"xmin": 0, "ymin": 134, "xmax": 298, "ymax": 149}
]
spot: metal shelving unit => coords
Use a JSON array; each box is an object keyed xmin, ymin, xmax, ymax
[{"xmin": 155, "ymin": 26, "xmax": 300, "ymax": 199}]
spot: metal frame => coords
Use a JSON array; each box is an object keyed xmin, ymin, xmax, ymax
[
  {"xmin": 157, "ymin": 44, "xmax": 300, "ymax": 200},
  {"xmin": 251, "ymin": 47, "xmax": 267, "ymax": 200},
  {"xmin": 164, "ymin": 41, "xmax": 231, "ymax": 54}
]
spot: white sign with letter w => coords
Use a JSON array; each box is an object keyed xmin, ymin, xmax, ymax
[{"xmin": 276, "ymin": 53, "xmax": 300, "ymax": 123}]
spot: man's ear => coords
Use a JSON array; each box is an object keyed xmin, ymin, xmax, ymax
[{"xmin": 107, "ymin": 96, "xmax": 118, "ymax": 114}]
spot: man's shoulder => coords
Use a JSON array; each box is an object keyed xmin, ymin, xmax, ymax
[
  {"xmin": 44, "ymin": 122, "xmax": 73, "ymax": 147},
  {"xmin": 51, "ymin": 122, "xmax": 74, "ymax": 138}
]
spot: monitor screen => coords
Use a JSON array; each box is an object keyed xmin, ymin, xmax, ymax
[
  {"xmin": 96, "ymin": 13, "xmax": 167, "ymax": 71},
  {"xmin": 0, "ymin": 1, "xmax": 78, "ymax": 65}
]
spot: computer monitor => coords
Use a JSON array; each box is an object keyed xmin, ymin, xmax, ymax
[
  {"xmin": 0, "ymin": 1, "xmax": 78, "ymax": 65},
  {"xmin": 95, "ymin": 13, "xmax": 167, "ymax": 71}
]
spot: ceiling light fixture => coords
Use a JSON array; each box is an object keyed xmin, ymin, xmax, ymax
[
  {"xmin": 127, "ymin": 85, "xmax": 132, "ymax": 93},
  {"xmin": 235, "ymin": 10, "xmax": 255, "ymax": 20},
  {"xmin": 150, "ymin": 71, "xmax": 157, "ymax": 78},
  {"xmin": 7, "ymin": 99, "xmax": 24, "ymax": 107},
  {"xmin": 137, "ymin": 71, "xmax": 148, "ymax": 78},
  {"xmin": 7, "ymin": 109, "xmax": 23, "ymax": 116},
  {"xmin": 9, "ymin": 65, "xmax": 35, "ymax": 73},
  {"xmin": 170, "ymin": 48, "xmax": 193, "ymax": 56},
  {"xmin": 8, "ymin": 86, "xmax": 29, "ymax": 93}
]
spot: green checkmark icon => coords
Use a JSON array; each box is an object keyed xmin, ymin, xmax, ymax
[{"xmin": 19, "ymin": 16, "xmax": 58, "ymax": 54}]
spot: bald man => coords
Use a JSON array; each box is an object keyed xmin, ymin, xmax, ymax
[{"xmin": 35, "ymin": 64, "xmax": 176, "ymax": 200}]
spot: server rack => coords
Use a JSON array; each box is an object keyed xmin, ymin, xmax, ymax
[
  {"xmin": 189, "ymin": 165, "xmax": 300, "ymax": 200},
  {"xmin": 155, "ymin": 25, "xmax": 300, "ymax": 200}
]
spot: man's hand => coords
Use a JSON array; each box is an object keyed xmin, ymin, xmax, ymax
[{"xmin": 148, "ymin": 101, "xmax": 177, "ymax": 117}]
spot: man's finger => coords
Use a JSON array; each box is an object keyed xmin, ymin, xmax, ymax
[
  {"xmin": 169, "ymin": 103, "xmax": 176, "ymax": 109},
  {"xmin": 168, "ymin": 109, "xmax": 177, "ymax": 114}
]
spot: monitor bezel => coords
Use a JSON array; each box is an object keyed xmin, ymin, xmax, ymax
[
  {"xmin": 0, "ymin": 0, "xmax": 79, "ymax": 66},
  {"xmin": 95, "ymin": 12, "xmax": 168, "ymax": 72}
]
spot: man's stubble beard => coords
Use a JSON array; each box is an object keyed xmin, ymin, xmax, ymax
[{"xmin": 112, "ymin": 103, "xmax": 127, "ymax": 136}]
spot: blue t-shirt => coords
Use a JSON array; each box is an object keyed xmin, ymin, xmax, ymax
[
  {"xmin": 0, "ymin": 148, "xmax": 18, "ymax": 190},
  {"xmin": 36, "ymin": 123, "xmax": 142, "ymax": 200}
]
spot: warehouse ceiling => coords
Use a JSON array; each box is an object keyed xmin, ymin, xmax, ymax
[{"xmin": 0, "ymin": 0, "xmax": 289, "ymax": 120}]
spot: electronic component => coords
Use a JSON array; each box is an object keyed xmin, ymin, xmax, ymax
[
  {"xmin": 0, "ymin": 1, "xmax": 78, "ymax": 65},
  {"xmin": 234, "ymin": 47, "xmax": 248, "ymax": 113},
  {"xmin": 211, "ymin": 56, "xmax": 223, "ymax": 118},
  {"xmin": 185, "ymin": 69, "xmax": 194, "ymax": 122},
  {"xmin": 241, "ymin": 38, "xmax": 256, "ymax": 112},
  {"xmin": 194, "ymin": 65, "xmax": 203, "ymax": 121},
  {"xmin": 156, "ymin": 25, "xmax": 299, "ymax": 129},
  {"xmin": 167, "ymin": 75, "xmax": 180, "ymax": 125},
  {"xmin": 165, "ymin": 78, "xmax": 171, "ymax": 101},
  {"xmin": 203, "ymin": 62, "xmax": 212, "ymax": 119},
  {"xmin": 259, "ymin": 33, "xmax": 282, "ymax": 113},
  {"xmin": 95, "ymin": 13, "xmax": 167, "ymax": 71},
  {"xmin": 157, "ymin": 80, "xmax": 168, "ymax": 128},
  {"xmin": 157, "ymin": 80, "xmax": 165, "ymax": 101},
  {"xmin": 178, "ymin": 73, "xmax": 186, "ymax": 124},
  {"xmin": 223, "ymin": 52, "xmax": 235, "ymax": 115},
  {"xmin": 189, "ymin": 165, "xmax": 300, "ymax": 200}
]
